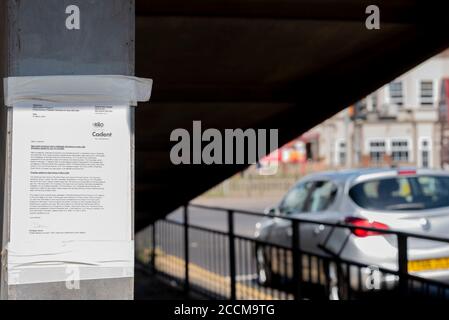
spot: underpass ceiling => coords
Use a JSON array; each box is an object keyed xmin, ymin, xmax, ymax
[{"xmin": 133, "ymin": 0, "xmax": 449, "ymax": 229}]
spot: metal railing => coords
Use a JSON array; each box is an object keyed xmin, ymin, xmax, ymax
[{"xmin": 137, "ymin": 203, "xmax": 449, "ymax": 300}]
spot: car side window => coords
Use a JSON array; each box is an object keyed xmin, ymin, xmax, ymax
[
  {"xmin": 304, "ymin": 180, "xmax": 338, "ymax": 213},
  {"xmin": 279, "ymin": 182, "xmax": 314, "ymax": 215}
]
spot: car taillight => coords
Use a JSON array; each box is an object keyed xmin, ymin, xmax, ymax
[{"xmin": 344, "ymin": 217, "xmax": 389, "ymax": 238}]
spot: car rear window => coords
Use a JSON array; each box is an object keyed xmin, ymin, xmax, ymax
[{"xmin": 349, "ymin": 175, "xmax": 449, "ymax": 211}]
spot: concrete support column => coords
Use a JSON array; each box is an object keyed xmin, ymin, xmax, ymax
[{"xmin": 0, "ymin": 0, "xmax": 135, "ymax": 300}]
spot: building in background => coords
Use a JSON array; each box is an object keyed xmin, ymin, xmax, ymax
[
  {"xmin": 439, "ymin": 78, "xmax": 449, "ymax": 169},
  {"xmin": 296, "ymin": 50, "xmax": 449, "ymax": 170}
]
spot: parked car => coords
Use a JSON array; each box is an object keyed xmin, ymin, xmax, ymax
[{"xmin": 254, "ymin": 168, "xmax": 449, "ymax": 299}]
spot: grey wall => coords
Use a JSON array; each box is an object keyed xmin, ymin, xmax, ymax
[
  {"xmin": 7, "ymin": 0, "xmax": 134, "ymax": 76},
  {"xmin": 0, "ymin": 0, "xmax": 8, "ymax": 253}
]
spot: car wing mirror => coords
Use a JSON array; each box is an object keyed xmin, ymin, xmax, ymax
[{"xmin": 264, "ymin": 206, "xmax": 280, "ymax": 217}]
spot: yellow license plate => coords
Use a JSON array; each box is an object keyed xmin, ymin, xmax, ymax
[{"xmin": 408, "ymin": 257, "xmax": 449, "ymax": 272}]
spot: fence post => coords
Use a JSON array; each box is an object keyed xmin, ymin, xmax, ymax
[
  {"xmin": 292, "ymin": 219, "xmax": 302, "ymax": 300},
  {"xmin": 184, "ymin": 205, "xmax": 190, "ymax": 295},
  {"xmin": 228, "ymin": 210, "xmax": 237, "ymax": 300},
  {"xmin": 151, "ymin": 223, "xmax": 157, "ymax": 273},
  {"xmin": 397, "ymin": 234, "xmax": 409, "ymax": 296}
]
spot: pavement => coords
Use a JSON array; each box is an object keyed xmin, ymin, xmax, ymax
[
  {"xmin": 135, "ymin": 263, "xmax": 209, "ymax": 300},
  {"xmin": 135, "ymin": 265, "xmax": 187, "ymax": 300}
]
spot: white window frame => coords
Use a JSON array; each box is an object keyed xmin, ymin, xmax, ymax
[
  {"xmin": 334, "ymin": 139, "xmax": 347, "ymax": 167},
  {"xmin": 388, "ymin": 81, "xmax": 404, "ymax": 107},
  {"xmin": 419, "ymin": 79, "xmax": 435, "ymax": 107},
  {"xmin": 418, "ymin": 137, "xmax": 432, "ymax": 168},
  {"xmin": 366, "ymin": 138, "xmax": 387, "ymax": 164},
  {"xmin": 371, "ymin": 93, "xmax": 378, "ymax": 111},
  {"xmin": 390, "ymin": 138, "xmax": 411, "ymax": 163}
]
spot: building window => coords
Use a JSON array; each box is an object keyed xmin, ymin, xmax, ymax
[
  {"xmin": 336, "ymin": 141, "xmax": 346, "ymax": 166},
  {"xmin": 306, "ymin": 141, "xmax": 318, "ymax": 161},
  {"xmin": 420, "ymin": 138, "xmax": 431, "ymax": 168},
  {"xmin": 391, "ymin": 139, "xmax": 410, "ymax": 163},
  {"xmin": 371, "ymin": 94, "xmax": 378, "ymax": 111},
  {"xmin": 369, "ymin": 140, "xmax": 386, "ymax": 164},
  {"xmin": 420, "ymin": 80, "xmax": 434, "ymax": 106},
  {"xmin": 422, "ymin": 150, "xmax": 430, "ymax": 168},
  {"xmin": 389, "ymin": 81, "xmax": 404, "ymax": 106}
]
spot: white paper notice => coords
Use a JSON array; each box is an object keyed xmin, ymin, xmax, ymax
[
  {"xmin": 11, "ymin": 102, "xmax": 131, "ymax": 243},
  {"xmin": 8, "ymin": 102, "xmax": 133, "ymax": 284}
]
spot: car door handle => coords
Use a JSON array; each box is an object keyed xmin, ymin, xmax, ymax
[
  {"xmin": 314, "ymin": 224, "xmax": 325, "ymax": 235},
  {"xmin": 287, "ymin": 228, "xmax": 293, "ymax": 237}
]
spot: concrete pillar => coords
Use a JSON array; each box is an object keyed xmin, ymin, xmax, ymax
[{"xmin": 0, "ymin": 0, "xmax": 135, "ymax": 300}]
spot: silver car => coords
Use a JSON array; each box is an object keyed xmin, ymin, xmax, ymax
[{"xmin": 255, "ymin": 168, "xmax": 449, "ymax": 299}]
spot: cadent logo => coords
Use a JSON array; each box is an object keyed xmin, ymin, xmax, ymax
[
  {"xmin": 92, "ymin": 122, "xmax": 111, "ymax": 138},
  {"xmin": 92, "ymin": 132, "xmax": 112, "ymax": 138},
  {"xmin": 93, "ymin": 122, "xmax": 104, "ymax": 128}
]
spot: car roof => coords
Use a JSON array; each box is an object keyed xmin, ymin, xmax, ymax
[{"xmin": 298, "ymin": 167, "xmax": 449, "ymax": 185}]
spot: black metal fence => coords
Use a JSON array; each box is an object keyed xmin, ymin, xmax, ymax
[{"xmin": 136, "ymin": 203, "xmax": 449, "ymax": 300}]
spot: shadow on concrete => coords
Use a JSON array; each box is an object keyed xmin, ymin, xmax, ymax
[{"xmin": 135, "ymin": 263, "xmax": 207, "ymax": 300}]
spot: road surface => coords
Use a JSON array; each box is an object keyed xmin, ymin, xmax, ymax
[
  {"xmin": 152, "ymin": 198, "xmax": 288, "ymax": 299},
  {"xmin": 154, "ymin": 196, "xmax": 287, "ymax": 299},
  {"xmin": 167, "ymin": 197, "xmax": 279, "ymax": 236}
]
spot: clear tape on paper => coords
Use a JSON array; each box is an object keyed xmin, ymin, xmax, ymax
[
  {"xmin": 7, "ymin": 241, "xmax": 135, "ymax": 285},
  {"xmin": 4, "ymin": 75, "xmax": 153, "ymax": 107},
  {"xmin": 3, "ymin": 75, "xmax": 152, "ymax": 285}
]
